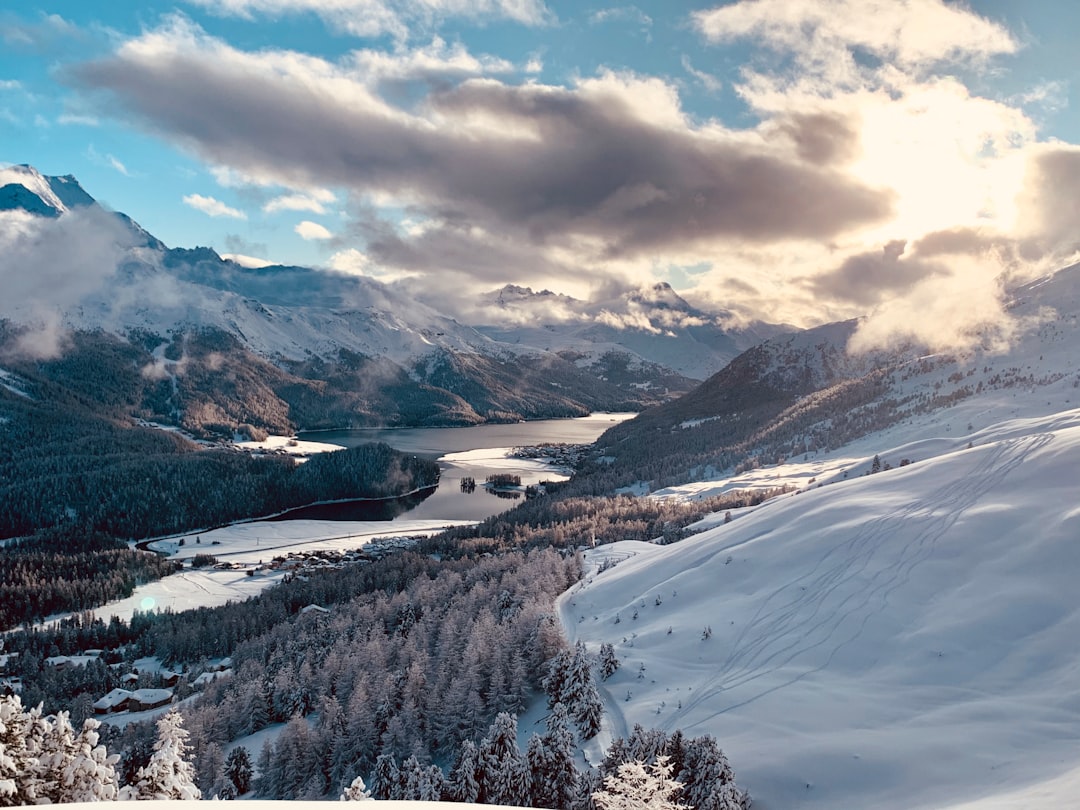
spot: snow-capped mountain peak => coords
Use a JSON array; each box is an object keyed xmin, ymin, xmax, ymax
[{"xmin": 0, "ymin": 164, "xmax": 95, "ymax": 214}]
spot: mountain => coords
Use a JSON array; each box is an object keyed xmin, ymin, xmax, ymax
[
  {"xmin": 558, "ymin": 261, "xmax": 1080, "ymax": 809},
  {"xmin": 552, "ymin": 258, "xmax": 1080, "ymax": 808},
  {"xmin": 476, "ymin": 282, "xmax": 790, "ymax": 381},
  {"xmin": 0, "ymin": 167, "xmax": 707, "ymax": 434},
  {"xmin": 0, "ymin": 164, "xmax": 95, "ymax": 213},
  {"xmin": 589, "ymin": 260, "xmax": 1080, "ymax": 491}
]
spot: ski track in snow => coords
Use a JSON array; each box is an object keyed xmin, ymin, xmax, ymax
[{"xmin": 667, "ymin": 433, "xmax": 1052, "ymax": 728}]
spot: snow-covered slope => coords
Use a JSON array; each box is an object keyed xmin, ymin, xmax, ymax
[
  {"xmin": 0, "ymin": 164, "xmax": 95, "ymax": 213},
  {"xmin": 562, "ymin": 405, "xmax": 1080, "ymax": 810}
]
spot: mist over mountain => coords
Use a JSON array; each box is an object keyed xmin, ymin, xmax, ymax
[{"xmin": 0, "ymin": 166, "xmax": 744, "ymax": 432}]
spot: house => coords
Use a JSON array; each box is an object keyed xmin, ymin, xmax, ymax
[
  {"xmin": 192, "ymin": 669, "xmax": 233, "ymax": 688},
  {"xmin": 300, "ymin": 604, "xmax": 330, "ymax": 616},
  {"xmin": 120, "ymin": 673, "xmax": 139, "ymax": 687},
  {"xmin": 208, "ymin": 657, "xmax": 233, "ymax": 672},
  {"xmin": 159, "ymin": 670, "xmax": 181, "ymax": 687},
  {"xmin": 93, "ymin": 688, "xmax": 133, "ymax": 715},
  {"xmin": 128, "ymin": 688, "xmax": 173, "ymax": 712}
]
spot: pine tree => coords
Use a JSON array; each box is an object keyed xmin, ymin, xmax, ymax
[
  {"xmin": 62, "ymin": 718, "xmax": 120, "ymax": 802},
  {"xmin": 340, "ymin": 775, "xmax": 371, "ymax": 801},
  {"xmin": 598, "ymin": 643, "xmax": 620, "ymax": 680},
  {"xmin": 369, "ymin": 752, "xmax": 399, "ymax": 800},
  {"xmin": 538, "ymin": 702, "xmax": 579, "ymax": 809},
  {"xmin": 0, "ymin": 695, "xmax": 50, "ymax": 806},
  {"xmin": 592, "ymin": 756, "xmax": 687, "ymax": 810},
  {"xmin": 254, "ymin": 739, "xmax": 278, "ymax": 798},
  {"xmin": 446, "ymin": 739, "xmax": 480, "ymax": 803},
  {"xmin": 478, "ymin": 712, "xmax": 530, "ymax": 807},
  {"xmin": 224, "ymin": 746, "xmax": 253, "ymax": 795},
  {"xmin": 119, "ymin": 709, "xmax": 200, "ymax": 800}
]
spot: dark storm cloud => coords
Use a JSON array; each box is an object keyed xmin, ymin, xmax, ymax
[
  {"xmin": 772, "ymin": 111, "xmax": 860, "ymax": 165},
  {"xmin": 811, "ymin": 239, "xmax": 943, "ymax": 306},
  {"xmin": 71, "ymin": 22, "xmax": 893, "ymax": 271}
]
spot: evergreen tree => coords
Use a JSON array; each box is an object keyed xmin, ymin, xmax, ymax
[
  {"xmin": 446, "ymin": 739, "xmax": 480, "ymax": 803},
  {"xmin": 478, "ymin": 712, "xmax": 530, "ymax": 807},
  {"xmin": 598, "ymin": 643, "xmax": 620, "ymax": 681},
  {"xmin": 119, "ymin": 709, "xmax": 200, "ymax": 800},
  {"xmin": 592, "ymin": 756, "xmax": 686, "ymax": 810},
  {"xmin": 61, "ymin": 717, "xmax": 121, "ymax": 802},
  {"xmin": 224, "ymin": 746, "xmax": 253, "ymax": 795},
  {"xmin": 533, "ymin": 702, "xmax": 578, "ymax": 810},
  {"xmin": 253, "ymin": 739, "xmax": 278, "ymax": 798},
  {"xmin": 339, "ymin": 775, "xmax": 371, "ymax": 801},
  {"xmin": 369, "ymin": 752, "xmax": 399, "ymax": 800},
  {"xmin": 0, "ymin": 695, "xmax": 50, "ymax": 806}
]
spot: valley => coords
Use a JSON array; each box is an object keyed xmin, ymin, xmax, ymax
[{"xmin": 4, "ymin": 134, "xmax": 1080, "ymax": 808}]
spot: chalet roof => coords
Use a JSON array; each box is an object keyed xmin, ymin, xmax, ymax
[
  {"xmin": 92, "ymin": 688, "xmax": 133, "ymax": 710},
  {"xmin": 130, "ymin": 688, "xmax": 173, "ymax": 704}
]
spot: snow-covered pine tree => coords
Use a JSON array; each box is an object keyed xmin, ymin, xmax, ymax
[
  {"xmin": 61, "ymin": 717, "xmax": 120, "ymax": 802},
  {"xmin": 0, "ymin": 695, "xmax": 50, "ymax": 806},
  {"xmin": 538, "ymin": 702, "xmax": 579, "ymax": 809},
  {"xmin": 224, "ymin": 746, "xmax": 252, "ymax": 795},
  {"xmin": 446, "ymin": 739, "xmax": 480, "ymax": 803},
  {"xmin": 339, "ymin": 775, "xmax": 371, "ymax": 800},
  {"xmin": 119, "ymin": 709, "xmax": 200, "ymax": 800},
  {"xmin": 478, "ymin": 712, "xmax": 530, "ymax": 806},
  {"xmin": 542, "ymin": 648, "xmax": 573, "ymax": 710},
  {"xmin": 36, "ymin": 709, "xmax": 77, "ymax": 803},
  {"xmin": 592, "ymin": 755, "xmax": 687, "ymax": 810},
  {"xmin": 253, "ymin": 739, "xmax": 278, "ymax": 798},
  {"xmin": 681, "ymin": 736, "xmax": 748, "ymax": 810},
  {"xmin": 598, "ymin": 642, "xmax": 619, "ymax": 680},
  {"xmin": 526, "ymin": 735, "xmax": 549, "ymax": 807},
  {"xmin": 369, "ymin": 752, "xmax": 400, "ymax": 800}
]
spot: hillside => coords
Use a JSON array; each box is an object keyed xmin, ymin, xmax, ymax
[
  {"xmin": 0, "ymin": 165, "xmax": 752, "ymax": 433},
  {"xmin": 561, "ymin": 405, "xmax": 1080, "ymax": 809},
  {"xmin": 589, "ymin": 260, "xmax": 1080, "ymax": 493}
]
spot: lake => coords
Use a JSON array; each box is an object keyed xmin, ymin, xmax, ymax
[{"xmin": 298, "ymin": 412, "xmax": 635, "ymax": 522}]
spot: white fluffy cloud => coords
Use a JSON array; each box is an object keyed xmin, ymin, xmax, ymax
[
  {"xmin": 295, "ymin": 220, "xmax": 332, "ymax": 240},
  {"xmin": 182, "ymin": 193, "xmax": 247, "ymax": 219}
]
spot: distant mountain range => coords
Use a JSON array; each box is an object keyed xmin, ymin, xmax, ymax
[{"xmin": 0, "ymin": 164, "xmax": 785, "ymax": 434}]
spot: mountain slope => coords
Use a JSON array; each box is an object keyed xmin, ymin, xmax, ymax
[
  {"xmin": 477, "ymin": 282, "xmax": 789, "ymax": 380},
  {"xmin": 562, "ymin": 406, "xmax": 1080, "ymax": 810},
  {"xmin": 589, "ymin": 260, "xmax": 1080, "ymax": 492},
  {"xmin": 1, "ymin": 167, "xmax": 704, "ymax": 431}
]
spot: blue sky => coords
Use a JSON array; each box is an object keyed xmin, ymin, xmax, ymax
[{"xmin": 2, "ymin": 1, "xmax": 1079, "ymax": 345}]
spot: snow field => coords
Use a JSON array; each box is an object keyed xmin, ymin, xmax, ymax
[{"xmin": 561, "ymin": 409, "xmax": 1080, "ymax": 810}]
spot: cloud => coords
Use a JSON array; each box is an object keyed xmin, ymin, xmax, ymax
[
  {"xmin": 681, "ymin": 55, "xmax": 722, "ymax": 94},
  {"xmin": 694, "ymin": 0, "xmax": 1017, "ymax": 70},
  {"xmin": 58, "ymin": 113, "xmax": 100, "ymax": 126},
  {"xmin": 263, "ymin": 191, "xmax": 335, "ymax": 214},
  {"xmin": 0, "ymin": 207, "xmax": 133, "ymax": 359},
  {"xmin": 589, "ymin": 7, "xmax": 652, "ymax": 27},
  {"xmin": 68, "ymin": 9, "xmax": 1080, "ymax": 351},
  {"xmin": 186, "ymin": 0, "xmax": 552, "ymax": 39},
  {"xmin": 295, "ymin": 220, "xmax": 333, "ymax": 240},
  {"xmin": 74, "ymin": 20, "xmax": 891, "ymax": 261},
  {"xmin": 182, "ymin": 193, "xmax": 247, "ymax": 219}
]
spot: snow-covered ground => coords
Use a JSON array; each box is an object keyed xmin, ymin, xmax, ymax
[
  {"xmin": 561, "ymin": 407, "xmax": 1080, "ymax": 810},
  {"xmin": 40, "ymin": 519, "xmax": 470, "ymax": 627},
  {"xmin": 232, "ymin": 434, "xmax": 345, "ymax": 456}
]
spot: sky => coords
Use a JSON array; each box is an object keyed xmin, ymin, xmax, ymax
[{"xmin": 2, "ymin": 0, "xmax": 1080, "ymax": 350}]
